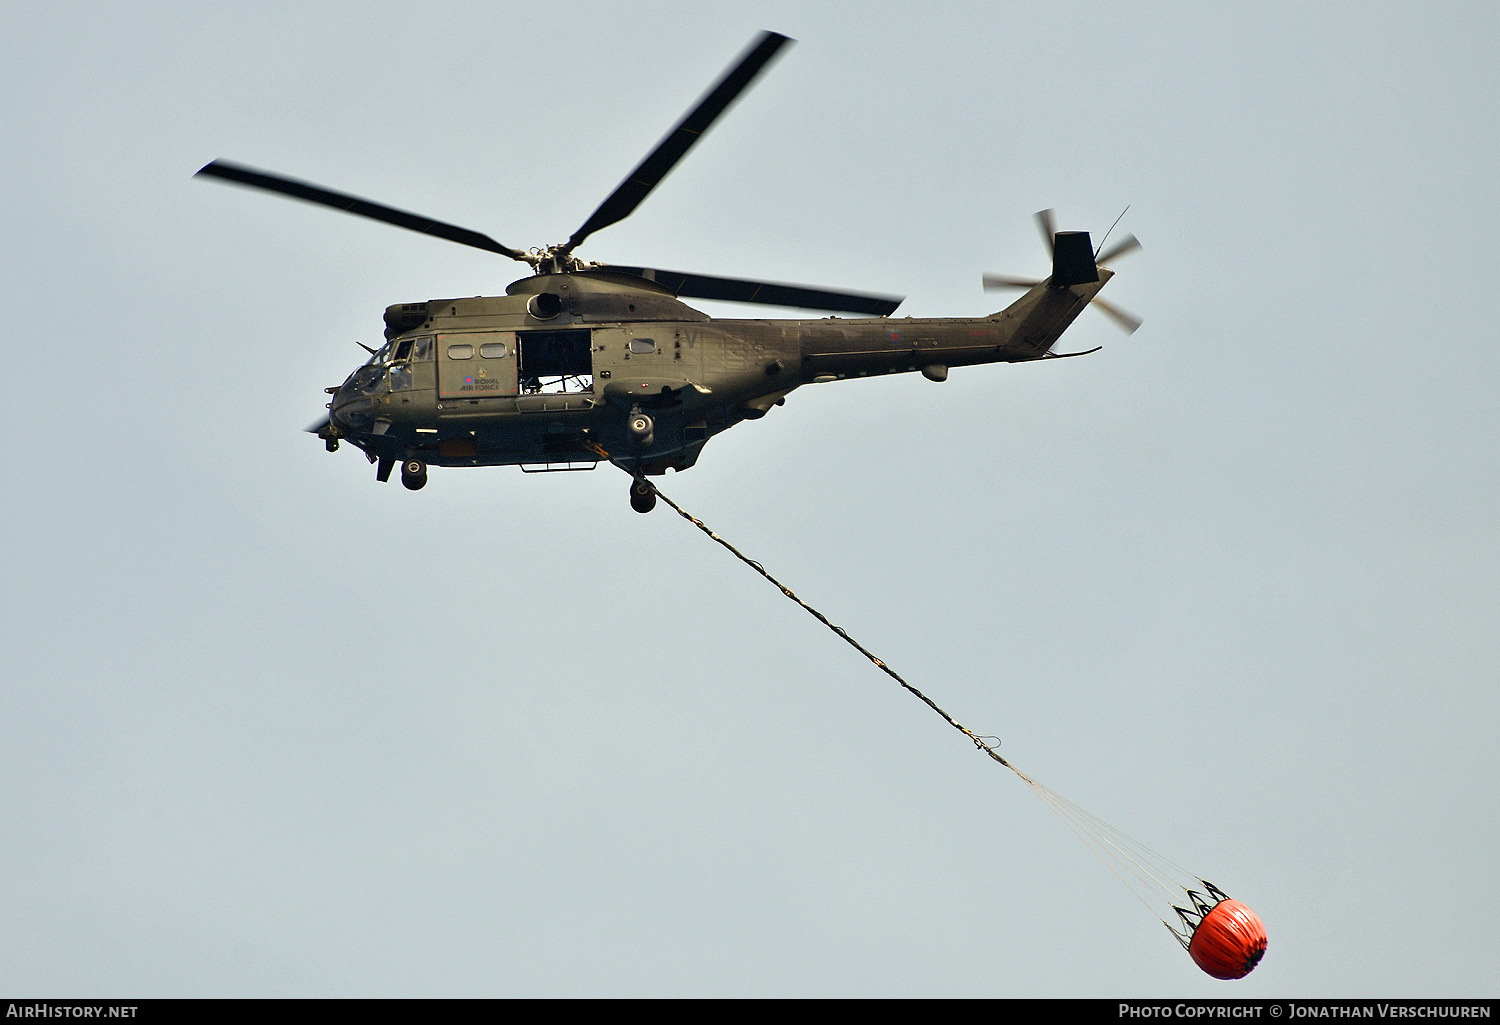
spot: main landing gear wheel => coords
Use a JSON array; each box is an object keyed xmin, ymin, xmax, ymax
[
  {"xmin": 627, "ymin": 408, "xmax": 654, "ymax": 448},
  {"xmin": 629, "ymin": 477, "xmax": 657, "ymax": 514},
  {"xmin": 401, "ymin": 459, "xmax": 428, "ymax": 491}
]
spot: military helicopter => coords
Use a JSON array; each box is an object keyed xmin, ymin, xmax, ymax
[{"xmin": 197, "ymin": 31, "xmax": 1139, "ymax": 513}]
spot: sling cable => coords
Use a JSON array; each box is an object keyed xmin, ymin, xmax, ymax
[{"xmin": 648, "ymin": 480, "xmax": 1267, "ymax": 980}]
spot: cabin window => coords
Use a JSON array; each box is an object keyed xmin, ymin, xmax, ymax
[
  {"xmin": 446, "ymin": 343, "xmax": 474, "ymax": 360},
  {"xmin": 629, "ymin": 337, "xmax": 656, "ymax": 355},
  {"xmin": 480, "ymin": 342, "xmax": 508, "ymax": 359}
]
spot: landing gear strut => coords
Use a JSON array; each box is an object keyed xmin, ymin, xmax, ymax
[
  {"xmin": 401, "ymin": 459, "xmax": 428, "ymax": 491},
  {"xmin": 629, "ymin": 477, "xmax": 657, "ymax": 514},
  {"xmin": 317, "ymin": 424, "xmax": 343, "ymax": 453}
]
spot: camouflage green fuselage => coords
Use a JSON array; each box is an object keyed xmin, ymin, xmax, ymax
[{"xmin": 327, "ymin": 269, "xmax": 1110, "ymax": 475}]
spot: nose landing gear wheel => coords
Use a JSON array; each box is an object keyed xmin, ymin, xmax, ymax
[
  {"xmin": 629, "ymin": 478, "xmax": 657, "ymax": 514},
  {"xmin": 401, "ymin": 459, "xmax": 428, "ymax": 491}
]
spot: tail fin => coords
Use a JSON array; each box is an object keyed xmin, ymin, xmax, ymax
[{"xmin": 1051, "ymin": 231, "xmax": 1099, "ymax": 288}]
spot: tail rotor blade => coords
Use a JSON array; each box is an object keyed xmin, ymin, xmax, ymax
[
  {"xmin": 983, "ymin": 273, "xmax": 1043, "ymax": 290},
  {"xmin": 1090, "ymin": 295, "xmax": 1142, "ymax": 334},
  {"xmin": 1035, "ymin": 208, "xmax": 1057, "ymax": 255},
  {"xmin": 1097, "ymin": 233, "xmax": 1141, "ymax": 266}
]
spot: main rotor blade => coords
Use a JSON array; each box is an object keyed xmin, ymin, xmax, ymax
[
  {"xmin": 563, "ymin": 31, "xmax": 792, "ymax": 254},
  {"xmin": 595, "ymin": 265, "xmax": 902, "ymax": 316},
  {"xmin": 1035, "ymin": 208, "xmax": 1057, "ymax": 255},
  {"xmin": 1096, "ymin": 233, "xmax": 1141, "ymax": 266},
  {"xmin": 1090, "ymin": 295, "xmax": 1142, "ymax": 334},
  {"xmin": 982, "ymin": 273, "xmax": 1043, "ymax": 290},
  {"xmin": 196, "ymin": 160, "xmax": 531, "ymax": 262}
]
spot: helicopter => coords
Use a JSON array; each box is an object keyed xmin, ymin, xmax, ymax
[{"xmin": 197, "ymin": 31, "xmax": 1139, "ymax": 513}]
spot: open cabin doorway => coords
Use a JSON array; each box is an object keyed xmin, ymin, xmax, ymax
[{"xmin": 516, "ymin": 329, "xmax": 592, "ymax": 394}]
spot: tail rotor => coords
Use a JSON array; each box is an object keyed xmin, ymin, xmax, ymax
[{"xmin": 984, "ymin": 209, "xmax": 1143, "ymax": 335}]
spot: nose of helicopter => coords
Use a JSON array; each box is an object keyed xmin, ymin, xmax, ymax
[{"xmin": 329, "ymin": 363, "xmax": 383, "ymax": 431}]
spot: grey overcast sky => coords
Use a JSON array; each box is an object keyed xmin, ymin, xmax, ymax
[{"xmin": 2, "ymin": 0, "xmax": 1497, "ymax": 997}]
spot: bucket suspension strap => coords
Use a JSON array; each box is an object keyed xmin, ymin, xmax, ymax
[{"xmin": 650, "ymin": 484, "xmax": 1008, "ymax": 768}]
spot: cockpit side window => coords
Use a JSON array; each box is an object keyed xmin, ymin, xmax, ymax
[
  {"xmin": 393, "ymin": 338, "xmax": 414, "ymax": 362},
  {"xmin": 410, "ymin": 336, "xmax": 434, "ymax": 362}
]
